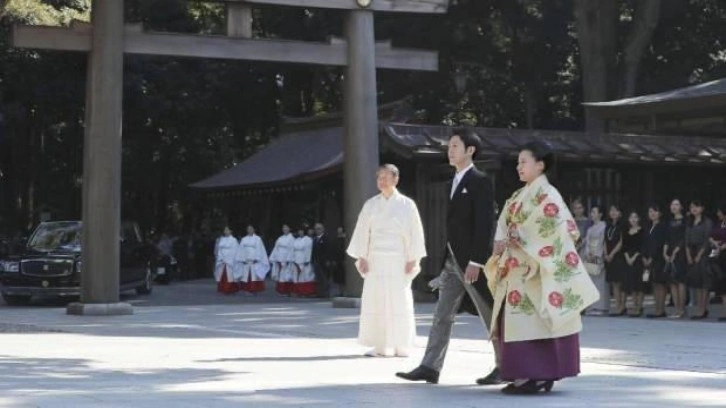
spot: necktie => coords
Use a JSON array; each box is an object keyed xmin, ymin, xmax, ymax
[{"xmin": 450, "ymin": 175, "xmax": 460, "ymax": 199}]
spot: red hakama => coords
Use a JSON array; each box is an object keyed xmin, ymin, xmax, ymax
[{"xmin": 217, "ymin": 265, "xmax": 239, "ymax": 294}]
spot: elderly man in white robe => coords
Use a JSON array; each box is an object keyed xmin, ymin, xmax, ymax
[
  {"xmin": 236, "ymin": 225, "xmax": 270, "ymax": 295},
  {"xmin": 347, "ymin": 164, "xmax": 427, "ymax": 357}
]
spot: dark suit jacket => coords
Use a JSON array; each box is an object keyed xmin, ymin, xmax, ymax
[
  {"xmin": 312, "ymin": 234, "xmax": 335, "ymax": 266},
  {"xmin": 444, "ymin": 166, "xmax": 495, "ymax": 315}
]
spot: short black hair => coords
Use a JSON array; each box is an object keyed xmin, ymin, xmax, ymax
[
  {"xmin": 450, "ymin": 127, "xmax": 482, "ymax": 160},
  {"xmin": 647, "ymin": 203, "xmax": 663, "ymax": 213},
  {"xmin": 521, "ymin": 140, "xmax": 555, "ymax": 173}
]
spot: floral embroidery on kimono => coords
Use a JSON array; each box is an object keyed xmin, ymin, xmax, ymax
[{"xmin": 484, "ymin": 175, "xmax": 599, "ymax": 342}]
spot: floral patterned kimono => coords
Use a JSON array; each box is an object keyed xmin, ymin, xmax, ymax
[{"xmin": 484, "ymin": 175, "xmax": 599, "ymax": 381}]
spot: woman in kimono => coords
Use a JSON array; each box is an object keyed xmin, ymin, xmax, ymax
[
  {"xmin": 292, "ymin": 226, "xmax": 315, "ymax": 297},
  {"xmin": 664, "ymin": 198, "xmax": 688, "ymax": 318},
  {"xmin": 347, "ymin": 164, "xmax": 426, "ymax": 358},
  {"xmin": 584, "ymin": 205, "xmax": 609, "ymax": 316},
  {"xmin": 269, "ymin": 224, "xmax": 296, "ymax": 296},
  {"xmin": 235, "ymin": 225, "xmax": 270, "ymax": 294},
  {"xmin": 214, "ymin": 226, "xmax": 239, "ymax": 294},
  {"xmin": 685, "ymin": 200, "xmax": 713, "ymax": 320},
  {"xmin": 571, "ymin": 199, "xmax": 591, "ymax": 256},
  {"xmin": 643, "ymin": 205, "xmax": 668, "ymax": 318},
  {"xmin": 484, "ymin": 141, "xmax": 599, "ymax": 395}
]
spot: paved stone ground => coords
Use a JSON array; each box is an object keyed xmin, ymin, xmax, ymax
[{"xmin": 0, "ymin": 279, "xmax": 724, "ymax": 407}]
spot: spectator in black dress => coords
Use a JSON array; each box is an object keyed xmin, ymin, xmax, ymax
[
  {"xmin": 664, "ymin": 198, "xmax": 688, "ymax": 319},
  {"xmin": 623, "ymin": 211, "xmax": 645, "ymax": 317},
  {"xmin": 708, "ymin": 204, "xmax": 726, "ymax": 322},
  {"xmin": 605, "ymin": 204, "xmax": 627, "ymax": 316},
  {"xmin": 685, "ymin": 200, "xmax": 713, "ymax": 320},
  {"xmin": 643, "ymin": 205, "xmax": 668, "ymax": 318}
]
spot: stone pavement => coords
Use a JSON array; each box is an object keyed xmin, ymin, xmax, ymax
[{"xmin": 0, "ymin": 280, "xmax": 725, "ymax": 407}]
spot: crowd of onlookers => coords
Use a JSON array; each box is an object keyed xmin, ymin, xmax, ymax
[{"xmin": 570, "ymin": 198, "xmax": 726, "ymax": 321}]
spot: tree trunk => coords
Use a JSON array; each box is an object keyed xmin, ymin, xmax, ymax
[
  {"xmin": 621, "ymin": 0, "xmax": 662, "ymax": 98},
  {"xmin": 573, "ymin": 0, "xmax": 618, "ymax": 133}
]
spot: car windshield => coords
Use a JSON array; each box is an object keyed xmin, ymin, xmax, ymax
[{"xmin": 27, "ymin": 222, "xmax": 82, "ymax": 252}]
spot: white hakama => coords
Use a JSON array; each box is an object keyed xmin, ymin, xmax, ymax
[
  {"xmin": 347, "ymin": 189, "xmax": 426, "ymax": 355},
  {"xmin": 269, "ymin": 233, "xmax": 296, "ymax": 295},
  {"xmin": 292, "ymin": 235, "xmax": 315, "ymax": 296},
  {"xmin": 235, "ymin": 234, "xmax": 270, "ymax": 293}
]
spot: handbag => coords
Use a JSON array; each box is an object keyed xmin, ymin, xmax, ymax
[{"xmin": 584, "ymin": 262, "xmax": 601, "ymax": 276}]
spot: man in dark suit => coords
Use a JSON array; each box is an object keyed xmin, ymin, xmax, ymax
[
  {"xmin": 396, "ymin": 127, "xmax": 501, "ymax": 385},
  {"xmin": 312, "ymin": 222, "xmax": 335, "ymax": 298}
]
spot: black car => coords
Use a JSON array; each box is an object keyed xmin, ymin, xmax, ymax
[{"xmin": 0, "ymin": 220, "xmax": 156, "ymax": 305}]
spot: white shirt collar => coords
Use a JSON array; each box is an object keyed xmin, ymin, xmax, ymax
[
  {"xmin": 454, "ymin": 163, "xmax": 474, "ymax": 181},
  {"xmin": 379, "ymin": 188, "xmax": 400, "ymax": 200}
]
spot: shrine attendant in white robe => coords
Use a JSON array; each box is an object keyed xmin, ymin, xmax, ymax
[
  {"xmin": 347, "ymin": 164, "xmax": 427, "ymax": 357},
  {"xmin": 270, "ymin": 224, "xmax": 296, "ymax": 296},
  {"xmin": 292, "ymin": 227, "xmax": 316, "ymax": 296},
  {"xmin": 214, "ymin": 226, "xmax": 240, "ymax": 294},
  {"xmin": 235, "ymin": 225, "xmax": 270, "ymax": 294}
]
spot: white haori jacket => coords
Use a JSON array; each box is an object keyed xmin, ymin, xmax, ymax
[
  {"xmin": 269, "ymin": 233, "xmax": 296, "ymax": 282},
  {"xmin": 235, "ymin": 234, "xmax": 270, "ymax": 282},
  {"xmin": 292, "ymin": 235, "xmax": 314, "ymax": 282},
  {"xmin": 214, "ymin": 235, "xmax": 239, "ymax": 282}
]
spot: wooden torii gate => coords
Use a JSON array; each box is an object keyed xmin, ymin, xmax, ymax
[{"xmin": 13, "ymin": 0, "xmax": 448, "ymax": 314}]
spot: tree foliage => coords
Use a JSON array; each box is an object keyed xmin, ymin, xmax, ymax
[{"xmin": 0, "ymin": 0, "xmax": 725, "ymax": 234}]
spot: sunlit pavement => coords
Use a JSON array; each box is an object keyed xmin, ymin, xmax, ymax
[{"xmin": 1, "ymin": 280, "xmax": 724, "ymax": 407}]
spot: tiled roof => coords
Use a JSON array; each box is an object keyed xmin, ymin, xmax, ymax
[{"xmin": 383, "ymin": 123, "xmax": 726, "ymax": 165}]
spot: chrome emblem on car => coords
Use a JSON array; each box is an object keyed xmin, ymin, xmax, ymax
[
  {"xmin": 42, "ymin": 280, "xmax": 49, "ymax": 288},
  {"xmin": 43, "ymin": 264, "xmax": 49, "ymax": 271}
]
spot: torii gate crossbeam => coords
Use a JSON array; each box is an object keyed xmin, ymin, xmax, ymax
[{"xmin": 13, "ymin": 0, "xmax": 448, "ymax": 314}]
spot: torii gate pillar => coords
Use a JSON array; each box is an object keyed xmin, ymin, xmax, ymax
[
  {"xmin": 67, "ymin": 0, "xmax": 131, "ymax": 315},
  {"xmin": 342, "ymin": 9, "xmax": 378, "ymax": 298}
]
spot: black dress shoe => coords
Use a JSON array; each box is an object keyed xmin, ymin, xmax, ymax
[
  {"xmin": 395, "ymin": 365, "xmax": 439, "ymax": 384},
  {"xmin": 690, "ymin": 310, "xmax": 709, "ymax": 320},
  {"xmin": 646, "ymin": 312, "xmax": 666, "ymax": 318},
  {"xmin": 501, "ymin": 380, "xmax": 554, "ymax": 395},
  {"xmin": 476, "ymin": 367, "xmax": 504, "ymax": 385}
]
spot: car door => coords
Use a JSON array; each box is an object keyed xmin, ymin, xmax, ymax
[{"xmin": 119, "ymin": 222, "xmax": 146, "ymax": 285}]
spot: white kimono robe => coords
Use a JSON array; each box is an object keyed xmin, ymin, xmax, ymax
[
  {"xmin": 269, "ymin": 233, "xmax": 296, "ymax": 282},
  {"xmin": 214, "ymin": 235, "xmax": 239, "ymax": 282},
  {"xmin": 347, "ymin": 189, "xmax": 427, "ymax": 353},
  {"xmin": 235, "ymin": 234, "xmax": 270, "ymax": 282},
  {"xmin": 292, "ymin": 236, "xmax": 314, "ymax": 283}
]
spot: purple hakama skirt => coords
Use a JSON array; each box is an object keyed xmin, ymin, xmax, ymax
[{"xmin": 497, "ymin": 308, "xmax": 581, "ymax": 381}]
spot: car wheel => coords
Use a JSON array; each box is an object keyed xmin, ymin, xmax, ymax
[
  {"xmin": 136, "ymin": 266, "xmax": 153, "ymax": 295},
  {"xmin": 2, "ymin": 293, "xmax": 32, "ymax": 306}
]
